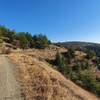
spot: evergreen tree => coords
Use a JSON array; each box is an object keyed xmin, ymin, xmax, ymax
[
  {"xmin": 32, "ymin": 34, "xmax": 50, "ymax": 49},
  {"xmin": 25, "ymin": 32, "xmax": 34, "ymax": 48},
  {"xmin": 68, "ymin": 48, "xmax": 75, "ymax": 58},
  {"xmin": 17, "ymin": 32, "xmax": 29, "ymax": 49}
]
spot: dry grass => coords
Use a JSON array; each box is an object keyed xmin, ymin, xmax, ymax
[{"xmin": 8, "ymin": 52, "xmax": 99, "ymax": 100}]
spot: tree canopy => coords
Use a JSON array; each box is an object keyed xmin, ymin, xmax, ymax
[{"xmin": 0, "ymin": 25, "xmax": 51, "ymax": 49}]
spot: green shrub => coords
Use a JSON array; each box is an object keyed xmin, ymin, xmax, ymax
[
  {"xmin": 55, "ymin": 52, "xmax": 72, "ymax": 76},
  {"xmin": 25, "ymin": 32, "xmax": 34, "ymax": 48},
  {"xmin": 70, "ymin": 72, "xmax": 79, "ymax": 81},
  {"xmin": 17, "ymin": 32, "xmax": 29, "ymax": 49},
  {"xmin": 72, "ymin": 62, "xmax": 81, "ymax": 72},
  {"xmin": 80, "ymin": 72, "xmax": 100, "ymax": 96},
  {"xmin": 85, "ymin": 49, "xmax": 96, "ymax": 59},
  {"xmin": 32, "ymin": 34, "xmax": 50, "ymax": 49},
  {"xmin": 55, "ymin": 52, "xmax": 65, "ymax": 72},
  {"xmin": 80, "ymin": 60, "xmax": 90, "ymax": 70},
  {"xmin": 68, "ymin": 48, "xmax": 75, "ymax": 58}
]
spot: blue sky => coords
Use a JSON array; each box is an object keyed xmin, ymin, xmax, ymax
[{"xmin": 0, "ymin": 0, "xmax": 100, "ymax": 43}]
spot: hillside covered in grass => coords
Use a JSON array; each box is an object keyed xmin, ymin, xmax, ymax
[{"xmin": 0, "ymin": 25, "xmax": 100, "ymax": 99}]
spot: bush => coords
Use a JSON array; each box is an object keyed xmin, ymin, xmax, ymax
[
  {"xmin": 68, "ymin": 48, "xmax": 75, "ymax": 58},
  {"xmin": 81, "ymin": 60, "xmax": 90, "ymax": 70},
  {"xmin": 70, "ymin": 72, "xmax": 79, "ymax": 81},
  {"xmin": 25, "ymin": 32, "xmax": 34, "ymax": 48},
  {"xmin": 33, "ymin": 34, "xmax": 50, "ymax": 49},
  {"xmin": 55, "ymin": 52, "xmax": 72, "ymax": 76},
  {"xmin": 17, "ymin": 32, "xmax": 29, "ymax": 49},
  {"xmin": 85, "ymin": 49, "xmax": 96, "ymax": 59},
  {"xmin": 55, "ymin": 52, "xmax": 65, "ymax": 72},
  {"xmin": 65, "ymin": 48, "xmax": 75, "ymax": 60},
  {"xmin": 72, "ymin": 62, "xmax": 81, "ymax": 72},
  {"xmin": 79, "ymin": 72, "xmax": 100, "ymax": 96},
  {"xmin": 0, "ymin": 26, "xmax": 16, "ymax": 43}
]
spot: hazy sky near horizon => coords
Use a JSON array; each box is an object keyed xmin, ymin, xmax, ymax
[{"xmin": 0, "ymin": 0, "xmax": 100, "ymax": 43}]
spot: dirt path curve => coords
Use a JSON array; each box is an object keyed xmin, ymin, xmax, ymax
[{"xmin": 0, "ymin": 55, "xmax": 23, "ymax": 100}]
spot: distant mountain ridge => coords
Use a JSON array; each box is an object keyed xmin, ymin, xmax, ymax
[
  {"xmin": 56, "ymin": 41, "xmax": 100, "ymax": 55},
  {"xmin": 57, "ymin": 41, "xmax": 100, "ymax": 46}
]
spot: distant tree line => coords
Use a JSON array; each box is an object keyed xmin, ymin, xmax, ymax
[{"xmin": 0, "ymin": 25, "xmax": 51, "ymax": 49}]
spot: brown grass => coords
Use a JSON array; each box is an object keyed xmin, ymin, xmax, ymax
[{"xmin": 8, "ymin": 52, "xmax": 99, "ymax": 100}]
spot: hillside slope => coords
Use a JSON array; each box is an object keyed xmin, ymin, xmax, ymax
[{"xmin": 8, "ymin": 53, "xmax": 99, "ymax": 100}]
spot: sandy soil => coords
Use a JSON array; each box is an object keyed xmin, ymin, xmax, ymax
[{"xmin": 0, "ymin": 55, "xmax": 24, "ymax": 100}]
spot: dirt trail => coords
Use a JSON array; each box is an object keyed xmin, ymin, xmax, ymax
[{"xmin": 0, "ymin": 55, "xmax": 23, "ymax": 100}]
